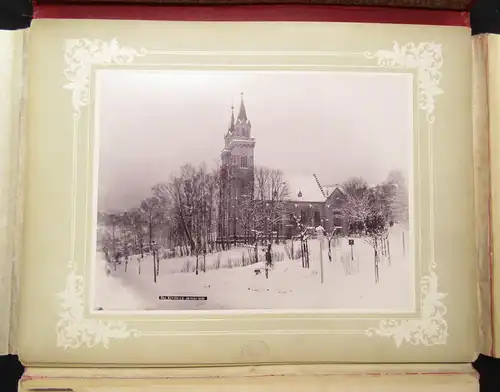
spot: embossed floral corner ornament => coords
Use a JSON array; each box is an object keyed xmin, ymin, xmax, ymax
[
  {"xmin": 57, "ymin": 38, "xmax": 447, "ymax": 349},
  {"xmin": 365, "ymin": 41, "xmax": 444, "ymax": 122},
  {"xmin": 56, "ymin": 262, "xmax": 140, "ymax": 349},
  {"xmin": 366, "ymin": 269, "xmax": 448, "ymax": 347},
  {"xmin": 63, "ymin": 38, "xmax": 146, "ymax": 116}
]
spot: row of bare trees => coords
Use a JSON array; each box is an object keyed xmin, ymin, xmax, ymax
[
  {"xmin": 98, "ymin": 160, "xmax": 408, "ymax": 283},
  {"xmin": 97, "ymin": 162, "xmax": 290, "ymax": 278}
]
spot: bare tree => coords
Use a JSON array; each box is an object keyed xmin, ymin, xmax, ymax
[
  {"xmin": 217, "ymin": 164, "xmax": 233, "ymax": 251},
  {"xmin": 165, "ymin": 164, "xmax": 217, "ymax": 275},
  {"xmin": 291, "ymin": 214, "xmax": 314, "ymax": 268},
  {"xmin": 340, "ymin": 178, "xmax": 374, "ymax": 234},
  {"xmin": 254, "ymin": 166, "xmax": 290, "ymax": 243},
  {"xmin": 194, "ymin": 166, "xmax": 213, "ymax": 273},
  {"xmin": 234, "ymin": 182, "xmax": 255, "ymax": 244},
  {"xmin": 128, "ymin": 209, "xmax": 147, "ymax": 257},
  {"xmin": 140, "ymin": 196, "xmax": 162, "ymax": 282},
  {"xmin": 327, "ymin": 227, "xmax": 341, "ymax": 263},
  {"xmin": 99, "ymin": 212, "xmax": 122, "ymax": 271},
  {"xmin": 204, "ymin": 168, "xmax": 220, "ymax": 254},
  {"xmin": 340, "ymin": 177, "xmax": 393, "ymax": 283},
  {"xmin": 119, "ymin": 211, "xmax": 136, "ymax": 273}
]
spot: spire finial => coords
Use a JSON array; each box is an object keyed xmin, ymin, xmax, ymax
[
  {"xmin": 237, "ymin": 92, "xmax": 248, "ymax": 122},
  {"xmin": 228, "ymin": 99, "xmax": 235, "ymax": 131}
]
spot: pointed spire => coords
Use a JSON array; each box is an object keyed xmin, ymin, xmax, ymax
[
  {"xmin": 230, "ymin": 104, "xmax": 235, "ymax": 129},
  {"xmin": 227, "ymin": 102, "xmax": 235, "ymax": 133},
  {"xmin": 237, "ymin": 92, "xmax": 248, "ymax": 122}
]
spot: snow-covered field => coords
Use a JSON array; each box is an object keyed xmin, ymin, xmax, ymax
[{"xmin": 94, "ymin": 225, "xmax": 414, "ymax": 312}]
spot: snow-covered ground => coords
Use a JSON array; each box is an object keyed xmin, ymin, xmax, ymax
[{"xmin": 93, "ymin": 225, "xmax": 414, "ymax": 312}]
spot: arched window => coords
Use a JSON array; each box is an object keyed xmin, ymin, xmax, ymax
[{"xmin": 241, "ymin": 156, "xmax": 248, "ymax": 169}]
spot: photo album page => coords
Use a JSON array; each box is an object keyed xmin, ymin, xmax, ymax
[{"xmin": 17, "ymin": 18, "xmax": 479, "ymax": 367}]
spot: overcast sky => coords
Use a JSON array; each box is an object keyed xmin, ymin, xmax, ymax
[{"xmin": 95, "ymin": 70, "xmax": 413, "ymax": 212}]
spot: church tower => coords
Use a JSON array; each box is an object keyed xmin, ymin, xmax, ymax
[{"xmin": 219, "ymin": 93, "xmax": 255, "ymax": 243}]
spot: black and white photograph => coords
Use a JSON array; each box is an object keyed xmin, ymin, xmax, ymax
[{"xmin": 93, "ymin": 70, "xmax": 414, "ymax": 312}]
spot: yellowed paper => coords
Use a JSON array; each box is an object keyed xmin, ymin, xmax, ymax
[
  {"xmin": 485, "ymin": 33, "xmax": 500, "ymax": 358},
  {"xmin": 471, "ymin": 34, "xmax": 494, "ymax": 356},
  {"xmin": 18, "ymin": 19, "xmax": 478, "ymax": 366},
  {"xmin": 21, "ymin": 362, "xmax": 475, "ymax": 379},
  {"xmin": 0, "ymin": 28, "xmax": 26, "ymax": 355},
  {"xmin": 20, "ymin": 367, "xmax": 478, "ymax": 392}
]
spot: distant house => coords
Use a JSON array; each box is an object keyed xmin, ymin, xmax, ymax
[
  {"xmin": 279, "ymin": 174, "xmax": 345, "ymax": 238},
  {"xmin": 218, "ymin": 94, "xmax": 347, "ymax": 243}
]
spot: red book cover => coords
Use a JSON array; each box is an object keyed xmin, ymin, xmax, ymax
[
  {"xmin": 33, "ymin": 1, "xmax": 474, "ymax": 26},
  {"xmin": 34, "ymin": 0, "xmax": 476, "ymax": 11}
]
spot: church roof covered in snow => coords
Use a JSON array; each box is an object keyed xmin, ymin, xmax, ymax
[
  {"xmin": 285, "ymin": 173, "xmax": 327, "ymax": 203},
  {"xmin": 322, "ymin": 185, "xmax": 341, "ymax": 197}
]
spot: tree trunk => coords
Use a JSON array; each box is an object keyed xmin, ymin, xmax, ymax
[
  {"xmin": 148, "ymin": 220, "xmax": 153, "ymax": 246},
  {"xmin": 153, "ymin": 250, "xmax": 157, "ymax": 283},
  {"xmin": 111, "ymin": 225, "xmax": 116, "ymax": 256},
  {"xmin": 328, "ymin": 238, "xmax": 332, "ymax": 262},
  {"xmin": 301, "ymin": 240, "xmax": 305, "ymax": 268},
  {"xmin": 386, "ymin": 237, "xmax": 392, "ymax": 266},
  {"xmin": 374, "ymin": 237, "xmax": 379, "ymax": 283},
  {"xmin": 306, "ymin": 240, "xmax": 309, "ymax": 268},
  {"xmin": 195, "ymin": 253, "xmax": 199, "ymax": 275}
]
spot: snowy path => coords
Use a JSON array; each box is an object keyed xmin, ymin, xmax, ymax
[{"xmin": 94, "ymin": 257, "xmax": 151, "ymax": 310}]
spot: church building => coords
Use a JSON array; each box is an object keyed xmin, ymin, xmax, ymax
[
  {"xmin": 218, "ymin": 94, "xmax": 256, "ymax": 242},
  {"xmin": 217, "ymin": 94, "xmax": 346, "ymax": 244}
]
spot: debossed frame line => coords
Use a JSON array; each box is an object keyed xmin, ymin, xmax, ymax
[{"xmin": 55, "ymin": 38, "xmax": 446, "ymax": 350}]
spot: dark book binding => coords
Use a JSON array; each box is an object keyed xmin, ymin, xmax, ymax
[
  {"xmin": 33, "ymin": 2, "xmax": 471, "ymax": 26},
  {"xmin": 34, "ymin": 0, "xmax": 476, "ymax": 11}
]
